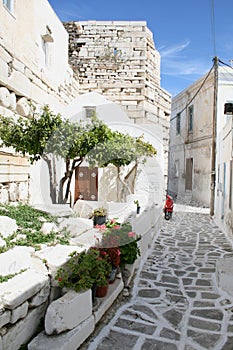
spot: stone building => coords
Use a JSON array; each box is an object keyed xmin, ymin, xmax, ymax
[
  {"xmin": 0, "ymin": 0, "xmax": 79, "ymax": 204},
  {"xmin": 63, "ymin": 21, "xmax": 171, "ymax": 187},
  {"xmin": 168, "ymin": 71, "xmax": 214, "ymax": 205},
  {"xmin": 0, "ymin": 6, "xmax": 171, "ymax": 205},
  {"xmin": 168, "ymin": 63, "xmax": 233, "ymax": 236}
]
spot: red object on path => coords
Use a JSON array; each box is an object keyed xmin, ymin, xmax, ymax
[{"xmin": 164, "ymin": 195, "xmax": 174, "ymax": 220}]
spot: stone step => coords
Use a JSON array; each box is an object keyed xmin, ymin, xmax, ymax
[{"xmin": 28, "ymin": 278, "xmax": 124, "ymax": 350}]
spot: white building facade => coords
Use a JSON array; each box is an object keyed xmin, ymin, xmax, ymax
[
  {"xmin": 168, "ymin": 63, "xmax": 233, "ymax": 236},
  {"xmin": 215, "ymin": 67, "xmax": 233, "ymax": 236},
  {"xmin": 0, "ymin": 0, "xmax": 79, "ymax": 204}
]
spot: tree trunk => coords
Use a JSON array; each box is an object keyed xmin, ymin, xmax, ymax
[
  {"xmin": 59, "ymin": 157, "xmax": 83, "ymax": 205},
  {"xmin": 43, "ymin": 155, "xmax": 58, "ymax": 203},
  {"xmin": 116, "ymin": 166, "xmax": 131, "ymax": 202},
  {"xmin": 124, "ymin": 161, "xmax": 138, "ymax": 194}
]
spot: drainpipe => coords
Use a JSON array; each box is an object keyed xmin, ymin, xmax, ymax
[{"xmin": 210, "ymin": 56, "xmax": 218, "ymax": 216}]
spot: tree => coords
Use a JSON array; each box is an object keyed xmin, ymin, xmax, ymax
[
  {"xmin": 0, "ymin": 106, "xmax": 63, "ymax": 202},
  {"xmin": 0, "ymin": 106, "xmax": 156, "ymax": 204},
  {"xmin": 87, "ymin": 131, "xmax": 157, "ymax": 200},
  {"xmin": 0, "ymin": 106, "xmax": 112, "ymax": 203}
]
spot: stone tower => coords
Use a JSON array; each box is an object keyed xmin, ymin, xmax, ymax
[{"xmin": 63, "ymin": 20, "xmax": 171, "ymax": 186}]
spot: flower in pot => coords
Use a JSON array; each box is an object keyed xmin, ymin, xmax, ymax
[
  {"xmin": 55, "ymin": 250, "xmax": 96, "ymax": 293},
  {"xmin": 90, "ymin": 248, "xmax": 112, "ymax": 297},
  {"xmin": 91, "ymin": 207, "xmax": 108, "ymax": 226},
  {"xmin": 98, "ymin": 246, "xmax": 121, "ymax": 284},
  {"xmin": 100, "ymin": 222, "xmax": 141, "ymax": 267},
  {"xmin": 55, "ymin": 248, "xmax": 112, "ymax": 300}
]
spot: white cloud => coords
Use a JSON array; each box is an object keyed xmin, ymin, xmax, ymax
[
  {"xmin": 159, "ymin": 41, "xmax": 210, "ymax": 77},
  {"xmin": 159, "ymin": 40, "xmax": 190, "ymax": 58},
  {"xmin": 162, "ymin": 59, "xmax": 210, "ymax": 76}
]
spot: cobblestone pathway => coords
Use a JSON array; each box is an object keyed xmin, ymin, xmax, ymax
[{"xmin": 83, "ymin": 205, "xmax": 233, "ymax": 350}]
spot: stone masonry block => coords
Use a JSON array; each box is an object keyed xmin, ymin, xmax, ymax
[
  {"xmin": 34, "ymin": 245, "xmax": 84, "ymax": 282},
  {"xmin": 1, "ymin": 270, "xmax": 49, "ymax": 309},
  {"xmin": 0, "ymin": 46, "xmax": 11, "ymax": 63},
  {"xmin": 41, "ymin": 222, "xmax": 59, "ymax": 235},
  {"xmin": 16, "ymin": 97, "xmax": 30, "ymax": 117},
  {"xmin": 58, "ymin": 217, "xmax": 93, "ymax": 237},
  {"xmin": 0, "ymin": 58, "xmax": 8, "ymax": 85},
  {"xmin": 7, "ymin": 70, "xmax": 30, "ymax": 97},
  {"xmin": 28, "ymin": 315, "xmax": 95, "ymax": 350},
  {"xmin": 9, "ymin": 182, "xmax": 18, "ymax": 201},
  {"xmin": 0, "ymin": 87, "xmax": 10, "ymax": 108},
  {"xmin": 9, "ymin": 92, "xmax": 16, "ymax": 110},
  {"xmin": 24, "ymin": 67, "xmax": 33, "ymax": 80},
  {"xmin": 49, "ymin": 286, "xmax": 61, "ymax": 304},
  {"xmin": 45, "ymin": 289, "xmax": 92, "ymax": 335},
  {"xmin": 0, "ymin": 188, "xmax": 9, "ymax": 203},
  {"xmin": 29, "ymin": 81, "xmax": 44, "ymax": 104},
  {"xmin": 0, "ymin": 306, "xmax": 11, "ymax": 328},
  {"xmin": 0, "ymin": 216, "xmax": 18, "ymax": 238},
  {"xmin": 10, "ymin": 301, "xmax": 29, "ymax": 324},
  {"xmin": 29, "ymin": 280, "xmax": 50, "ymax": 307},
  {"xmin": 12, "ymin": 58, "xmax": 25, "ymax": 74},
  {"xmin": 0, "ymin": 246, "xmax": 34, "ymax": 276},
  {"xmin": 2, "ymin": 302, "xmax": 47, "ymax": 350}
]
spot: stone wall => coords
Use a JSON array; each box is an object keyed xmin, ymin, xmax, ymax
[{"xmin": 0, "ymin": 201, "xmax": 162, "ymax": 350}]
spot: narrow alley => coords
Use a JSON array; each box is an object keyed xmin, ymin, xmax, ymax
[{"xmin": 83, "ymin": 204, "xmax": 233, "ymax": 350}]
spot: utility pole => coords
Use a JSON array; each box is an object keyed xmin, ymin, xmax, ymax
[{"xmin": 210, "ymin": 56, "xmax": 218, "ymax": 216}]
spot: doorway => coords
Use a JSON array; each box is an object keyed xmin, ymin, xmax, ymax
[
  {"xmin": 185, "ymin": 158, "xmax": 193, "ymax": 191},
  {"xmin": 74, "ymin": 167, "xmax": 98, "ymax": 203}
]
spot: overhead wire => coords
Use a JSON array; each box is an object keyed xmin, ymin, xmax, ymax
[
  {"xmin": 170, "ymin": 0, "xmax": 233, "ymax": 123},
  {"xmin": 170, "ymin": 62, "xmax": 214, "ymax": 122},
  {"xmin": 210, "ymin": 0, "xmax": 217, "ymax": 57}
]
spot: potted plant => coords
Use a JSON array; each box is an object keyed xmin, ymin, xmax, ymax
[
  {"xmin": 55, "ymin": 250, "xmax": 96, "ymax": 293},
  {"xmin": 91, "ymin": 207, "xmax": 108, "ymax": 226},
  {"xmin": 134, "ymin": 200, "xmax": 141, "ymax": 214},
  {"xmin": 91, "ymin": 248, "xmax": 112, "ymax": 297},
  {"xmin": 55, "ymin": 248, "xmax": 111, "ymax": 299},
  {"xmin": 100, "ymin": 222, "xmax": 141, "ymax": 267},
  {"xmin": 99, "ymin": 246, "xmax": 121, "ymax": 284}
]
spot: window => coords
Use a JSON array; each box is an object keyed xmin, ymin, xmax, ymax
[
  {"xmin": 84, "ymin": 106, "xmax": 96, "ymax": 119},
  {"xmin": 3, "ymin": 0, "xmax": 14, "ymax": 13},
  {"xmin": 176, "ymin": 113, "xmax": 181, "ymax": 135},
  {"xmin": 188, "ymin": 105, "xmax": 193, "ymax": 132}
]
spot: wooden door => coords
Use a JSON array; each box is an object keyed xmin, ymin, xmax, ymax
[
  {"xmin": 74, "ymin": 167, "xmax": 98, "ymax": 203},
  {"xmin": 185, "ymin": 158, "xmax": 193, "ymax": 191}
]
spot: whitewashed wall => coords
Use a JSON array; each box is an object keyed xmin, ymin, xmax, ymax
[{"xmin": 0, "ymin": 0, "xmax": 79, "ymax": 205}]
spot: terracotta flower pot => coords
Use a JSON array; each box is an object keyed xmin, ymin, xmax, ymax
[{"xmin": 95, "ymin": 284, "xmax": 108, "ymax": 297}]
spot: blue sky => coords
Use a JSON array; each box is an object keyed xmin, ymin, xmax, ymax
[{"xmin": 48, "ymin": 0, "xmax": 233, "ymax": 96}]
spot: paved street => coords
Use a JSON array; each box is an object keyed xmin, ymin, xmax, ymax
[{"xmin": 83, "ymin": 204, "xmax": 233, "ymax": 350}]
